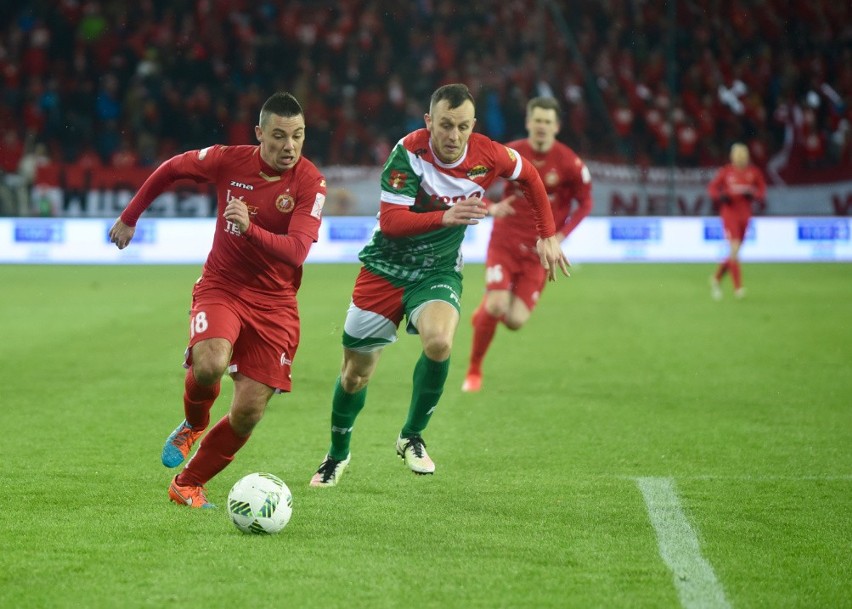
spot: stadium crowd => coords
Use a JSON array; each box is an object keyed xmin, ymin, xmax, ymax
[{"xmin": 0, "ymin": 0, "xmax": 850, "ymax": 184}]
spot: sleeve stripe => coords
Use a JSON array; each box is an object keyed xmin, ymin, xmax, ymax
[
  {"xmin": 507, "ymin": 147, "xmax": 523, "ymax": 181},
  {"xmin": 380, "ymin": 191, "xmax": 415, "ymax": 206}
]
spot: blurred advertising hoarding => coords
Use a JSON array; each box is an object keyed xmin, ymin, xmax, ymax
[{"xmin": 1, "ymin": 216, "xmax": 849, "ymax": 264}]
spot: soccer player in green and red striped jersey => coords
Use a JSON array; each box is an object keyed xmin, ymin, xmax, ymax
[{"xmin": 309, "ymin": 84, "xmax": 569, "ymax": 486}]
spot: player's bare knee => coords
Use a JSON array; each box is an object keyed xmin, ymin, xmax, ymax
[
  {"xmin": 340, "ymin": 364, "xmax": 372, "ymax": 392},
  {"xmin": 191, "ymin": 360, "xmax": 227, "ymax": 385},
  {"xmin": 229, "ymin": 408, "xmax": 262, "ymax": 436},
  {"xmin": 484, "ymin": 301, "xmax": 507, "ymax": 318},
  {"xmin": 503, "ymin": 317, "xmax": 525, "ymax": 331},
  {"xmin": 340, "ymin": 373, "xmax": 368, "ymax": 393},
  {"xmin": 422, "ymin": 336, "xmax": 452, "ymax": 361}
]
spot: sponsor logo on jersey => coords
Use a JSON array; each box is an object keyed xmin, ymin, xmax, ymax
[
  {"xmin": 276, "ymin": 193, "xmax": 295, "ymax": 213},
  {"xmin": 390, "ymin": 170, "xmax": 408, "ymax": 190},
  {"xmin": 225, "ymin": 190, "xmax": 258, "ymax": 216},
  {"xmin": 466, "ymin": 164, "xmax": 490, "ymax": 180},
  {"xmin": 280, "ymin": 351, "xmax": 293, "ymax": 366},
  {"xmin": 417, "ymin": 190, "xmax": 485, "ymax": 211},
  {"xmin": 229, "ymin": 180, "xmax": 254, "ymax": 191}
]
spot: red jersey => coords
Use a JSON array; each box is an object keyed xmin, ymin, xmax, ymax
[
  {"xmin": 707, "ymin": 164, "xmax": 766, "ymax": 217},
  {"xmin": 121, "ymin": 145, "xmax": 326, "ymax": 300},
  {"xmin": 492, "ymin": 139, "xmax": 592, "ymax": 249}
]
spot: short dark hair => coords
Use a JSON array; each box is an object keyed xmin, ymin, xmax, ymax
[
  {"xmin": 429, "ymin": 83, "xmax": 475, "ymax": 113},
  {"xmin": 259, "ymin": 92, "xmax": 304, "ymax": 127},
  {"xmin": 526, "ymin": 97, "xmax": 561, "ymax": 120}
]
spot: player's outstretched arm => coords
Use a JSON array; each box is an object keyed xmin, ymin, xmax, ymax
[
  {"xmin": 536, "ymin": 236, "xmax": 571, "ymax": 282},
  {"xmin": 109, "ymin": 218, "xmax": 136, "ymax": 250}
]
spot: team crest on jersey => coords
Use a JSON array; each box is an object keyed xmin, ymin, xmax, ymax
[
  {"xmin": 276, "ymin": 193, "xmax": 295, "ymax": 213},
  {"xmin": 467, "ymin": 164, "xmax": 490, "ymax": 180},
  {"xmin": 506, "ymin": 147, "xmax": 517, "ymax": 162},
  {"xmin": 545, "ymin": 169, "xmax": 559, "ymax": 187},
  {"xmin": 389, "ymin": 170, "xmax": 408, "ymax": 190}
]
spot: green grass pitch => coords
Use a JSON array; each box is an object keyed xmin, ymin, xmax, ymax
[{"xmin": 0, "ymin": 262, "xmax": 849, "ymax": 609}]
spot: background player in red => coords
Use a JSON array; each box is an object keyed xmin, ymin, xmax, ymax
[
  {"xmin": 707, "ymin": 142, "xmax": 766, "ymax": 300},
  {"xmin": 108, "ymin": 92, "xmax": 327, "ymax": 508},
  {"xmin": 462, "ymin": 97, "xmax": 592, "ymax": 393}
]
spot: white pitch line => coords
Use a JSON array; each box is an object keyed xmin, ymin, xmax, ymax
[{"xmin": 637, "ymin": 477, "xmax": 732, "ymax": 609}]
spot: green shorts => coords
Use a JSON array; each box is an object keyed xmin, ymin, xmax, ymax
[{"xmin": 341, "ymin": 266, "xmax": 463, "ymax": 352}]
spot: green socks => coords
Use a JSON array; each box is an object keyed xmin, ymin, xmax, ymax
[
  {"xmin": 401, "ymin": 353, "xmax": 450, "ymax": 437},
  {"xmin": 328, "ymin": 353, "xmax": 449, "ymax": 459},
  {"xmin": 328, "ymin": 377, "xmax": 367, "ymax": 461}
]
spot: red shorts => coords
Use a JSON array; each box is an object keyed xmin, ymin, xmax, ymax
[
  {"xmin": 720, "ymin": 207, "xmax": 751, "ymax": 242},
  {"xmin": 186, "ymin": 280, "xmax": 300, "ymax": 392},
  {"xmin": 484, "ymin": 241, "xmax": 545, "ymax": 311}
]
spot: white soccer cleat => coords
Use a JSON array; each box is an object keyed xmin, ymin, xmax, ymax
[
  {"xmin": 396, "ymin": 435, "xmax": 435, "ymax": 475},
  {"xmin": 709, "ymin": 276, "xmax": 722, "ymax": 301},
  {"xmin": 309, "ymin": 454, "xmax": 351, "ymax": 487},
  {"xmin": 734, "ymin": 287, "xmax": 747, "ymax": 299}
]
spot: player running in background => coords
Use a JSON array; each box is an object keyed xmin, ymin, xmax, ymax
[
  {"xmin": 707, "ymin": 142, "xmax": 766, "ymax": 300},
  {"xmin": 109, "ymin": 92, "xmax": 326, "ymax": 508},
  {"xmin": 462, "ymin": 97, "xmax": 592, "ymax": 393},
  {"xmin": 309, "ymin": 83, "xmax": 569, "ymax": 487}
]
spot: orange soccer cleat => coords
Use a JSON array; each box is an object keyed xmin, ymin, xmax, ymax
[
  {"xmin": 168, "ymin": 475, "xmax": 215, "ymax": 508},
  {"xmin": 461, "ymin": 372, "xmax": 482, "ymax": 393}
]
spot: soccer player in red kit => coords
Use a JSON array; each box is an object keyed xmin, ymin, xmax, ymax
[
  {"xmin": 707, "ymin": 142, "xmax": 766, "ymax": 300},
  {"xmin": 462, "ymin": 97, "xmax": 591, "ymax": 392},
  {"xmin": 109, "ymin": 92, "xmax": 326, "ymax": 508}
]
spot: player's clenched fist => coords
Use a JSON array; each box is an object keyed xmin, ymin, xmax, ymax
[
  {"xmin": 442, "ymin": 197, "xmax": 487, "ymax": 227},
  {"xmin": 109, "ymin": 219, "xmax": 136, "ymax": 249},
  {"xmin": 224, "ymin": 196, "xmax": 250, "ymax": 234}
]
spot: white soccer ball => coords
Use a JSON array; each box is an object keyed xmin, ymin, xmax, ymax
[{"xmin": 227, "ymin": 472, "xmax": 293, "ymax": 535}]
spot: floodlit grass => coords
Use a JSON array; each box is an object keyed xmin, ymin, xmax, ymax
[{"xmin": 0, "ymin": 262, "xmax": 850, "ymax": 609}]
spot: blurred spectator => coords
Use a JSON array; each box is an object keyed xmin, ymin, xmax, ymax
[{"xmin": 0, "ymin": 0, "xmax": 848, "ymax": 184}]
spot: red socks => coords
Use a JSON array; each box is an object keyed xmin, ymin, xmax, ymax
[
  {"xmin": 715, "ymin": 259, "xmax": 742, "ymax": 289},
  {"xmin": 469, "ymin": 303, "xmax": 500, "ymax": 375},
  {"xmin": 714, "ymin": 259, "xmax": 730, "ymax": 281},
  {"xmin": 177, "ymin": 415, "xmax": 249, "ymax": 487},
  {"xmin": 730, "ymin": 260, "xmax": 742, "ymax": 289},
  {"xmin": 184, "ymin": 369, "xmax": 220, "ymax": 430}
]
